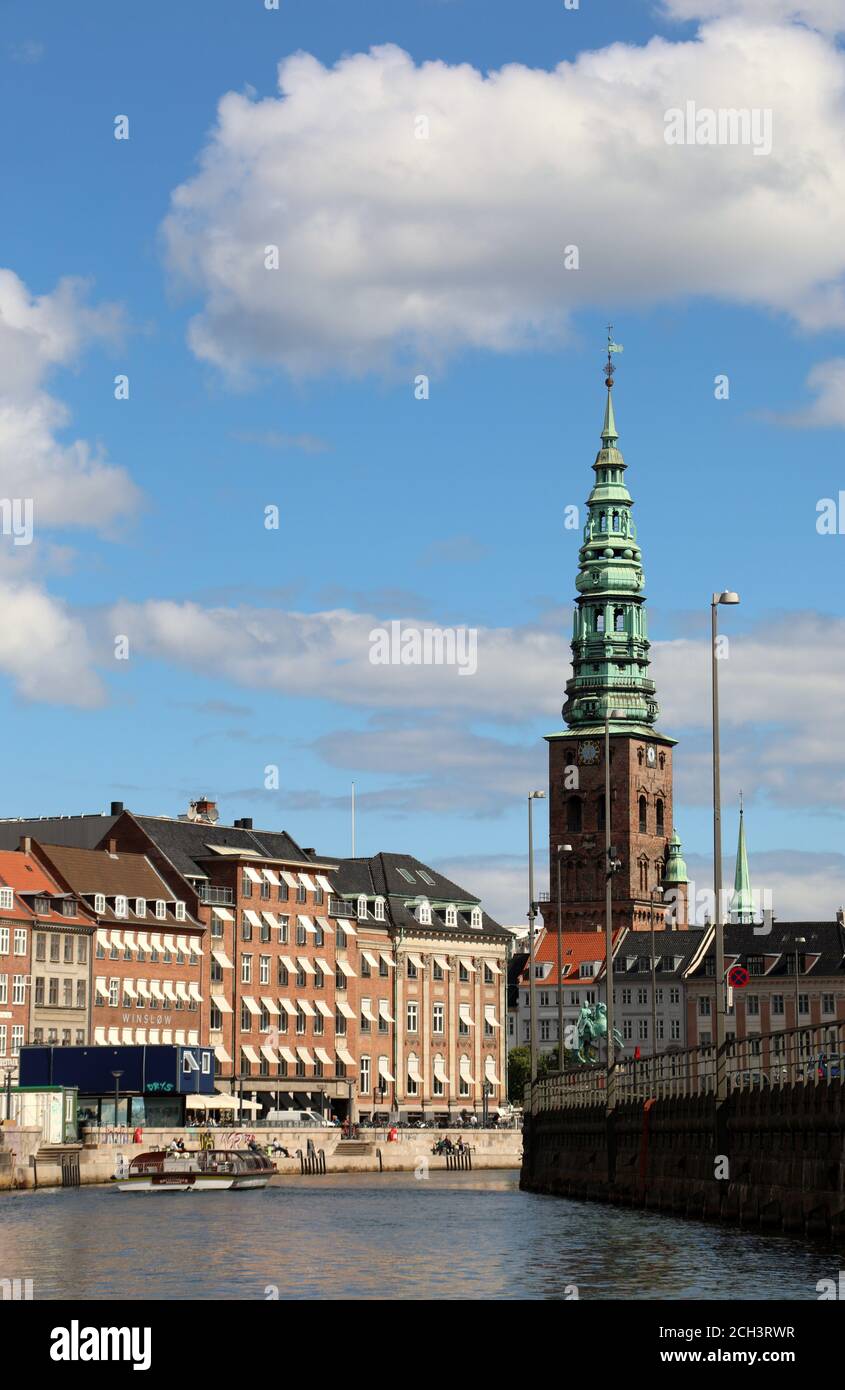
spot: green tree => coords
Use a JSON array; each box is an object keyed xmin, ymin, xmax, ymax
[{"xmin": 507, "ymin": 1046, "xmax": 531, "ymax": 1103}]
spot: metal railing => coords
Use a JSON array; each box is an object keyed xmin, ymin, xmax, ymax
[
  {"xmin": 198, "ymin": 886, "xmax": 235, "ymax": 905},
  {"xmin": 329, "ymin": 897, "xmax": 356, "ymax": 918},
  {"xmin": 526, "ymin": 1020, "xmax": 845, "ymax": 1114}
]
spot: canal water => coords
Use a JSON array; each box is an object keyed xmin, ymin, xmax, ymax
[{"xmin": 1, "ymin": 1171, "xmax": 841, "ymax": 1300}]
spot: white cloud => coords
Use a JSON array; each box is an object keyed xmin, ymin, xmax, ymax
[
  {"xmin": 439, "ymin": 847, "xmax": 845, "ymax": 932},
  {"xmin": 661, "ymin": 0, "xmax": 845, "ymax": 33},
  {"xmin": 164, "ymin": 27, "xmax": 845, "ymax": 377},
  {"xmin": 0, "ymin": 578, "xmax": 104, "ymax": 707},
  {"xmin": 766, "ymin": 357, "xmax": 845, "ymax": 426},
  {"xmin": 106, "ymin": 596, "xmax": 845, "ymax": 814},
  {"xmin": 0, "ymin": 270, "xmax": 139, "ymax": 531}
]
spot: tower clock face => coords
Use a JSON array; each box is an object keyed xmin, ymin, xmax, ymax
[
  {"xmin": 646, "ymin": 746, "xmax": 656, "ymax": 766},
  {"xmin": 580, "ymin": 741, "xmax": 600, "ymax": 765}
]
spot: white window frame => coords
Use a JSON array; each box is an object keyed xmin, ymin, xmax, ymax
[
  {"xmin": 175, "ymin": 901, "xmax": 186, "ymax": 921},
  {"xmin": 357, "ymin": 895, "xmax": 368, "ymax": 921},
  {"xmin": 156, "ymin": 899, "xmax": 167, "ymax": 920},
  {"xmin": 114, "ymin": 896, "xmax": 128, "ymax": 919},
  {"xmin": 13, "ymin": 929, "xmax": 27, "ymax": 956},
  {"xmin": 135, "ymin": 898, "xmax": 146, "ymax": 918},
  {"xmin": 0, "ymin": 888, "xmax": 12, "ymax": 910},
  {"xmin": 94, "ymin": 893, "xmax": 106, "ymax": 915}
]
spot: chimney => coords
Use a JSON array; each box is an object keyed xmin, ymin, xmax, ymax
[
  {"xmin": 240, "ymin": 817, "xmax": 253, "ymax": 830},
  {"xmin": 18, "ymin": 835, "xmax": 31, "ymax": 854},
  {"xmin": 110, "ymin": 801, "xmax": 124, "ymax": 816},
  {"xmin": 303, "ymin": 848, "xmax": 315, "ymax": 857}
]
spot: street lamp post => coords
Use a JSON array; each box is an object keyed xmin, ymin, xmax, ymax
[
  {"xmin": 111, "ymin": 1069, "xmax": 124, "ymax": 1130},
  {"xmin": 527, "ymin": 790, "xmax": 546, "ymax": 1084},
  {"xmin": 556, "ymin": 844, "xmax": 573, "ymax": 1072},
  {"xmin": 711, "ymin": 590, "xmax": 740, "ymax": 1102},
  {"xmin": 482, "ymin": 1079, "xmax": 492, "ymax": 1129},
  {"xmin": 604, "ymin": 709, "xmax": 624, "ymax": 1104},
  {"xmin": 650, "ymin": 886, "xmax": 664, "ymax": 1073},
  {"xmin": 793, "ymin": 935, "xmax": 806, "ymax": 1082}
]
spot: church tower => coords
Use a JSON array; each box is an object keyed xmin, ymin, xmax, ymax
[{"xmin": 544, "ymin": 335, "xmax": 688, "ymax": 933}]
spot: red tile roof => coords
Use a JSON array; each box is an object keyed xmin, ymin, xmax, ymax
[
  {"xmin": 518, "ymin": 928, "xmax": 621, "ymax": 986},
  {"xmin": 0, "ymin": 850, "xmax": 93, "ymax": 925}
]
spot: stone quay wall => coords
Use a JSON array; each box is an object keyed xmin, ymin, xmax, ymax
[
  {"xmin": 521, "ymin": 1081, "xmax": 845, "ymax": 1238},
  {"xmin": 0, "ymin": 1124, "xmax": 522, "ymax": 1189}
]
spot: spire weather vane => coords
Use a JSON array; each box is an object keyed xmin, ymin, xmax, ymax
[{"xmin": 605, "ymin": 324, "xmax": 624, "ymax": 387}]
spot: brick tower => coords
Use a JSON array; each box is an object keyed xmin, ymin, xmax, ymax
[{"xmin": 544, "ymin": 335, "xmax": 688, "ymax": 934}]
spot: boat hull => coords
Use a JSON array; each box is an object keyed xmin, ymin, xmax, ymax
[{"xmin": 112, "ymin": 1173, "xmax": 270, "ymax": 1192}]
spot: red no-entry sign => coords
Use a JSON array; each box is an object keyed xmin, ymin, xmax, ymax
[{"xmin": 728, "ymin": 965, "xmax": 749, "ymax": 989}]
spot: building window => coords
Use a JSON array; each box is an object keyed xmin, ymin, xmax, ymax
[
  {"xmin": 277, "ymin": 960, "xmax": 288, "ymax": 987},
  {"xmin": 0, "ymin": 888, "xmax": 12, "ymax": 911},
  {"xmin": 432, "ymin": 960, "xmax": 443, "ymax": 981},
  {"xmin": 360, "ymin": 1055, "xmax": 371, "ymax": 1094},
  {"xmin": 34, "ymin": 977, "xmax": 44, "ymax": 1006},
  {"xmin": 241, "ymin": 954, "xmax": 252, "ymax": 984},
  {"xmin": 406, "ymin": 1001, "xmax": 418, "ymax": 1032},
  {"xmin": 242, "ymin": 914, "xmax": 253, "ymax": 941},
  {"xmin": 746, "ymin": 995, "xmax": 759, "ymax": 1016},
  {"xmin": 622, "ymin": 1018, "xmax": 632, "ymax": 1041},
  {"xmin": 11, "ymin": 1026, "xmax": 23, "ymax": 1056},
  {"xmin": 470, "ymin": 906, "xmax": 482, "ymax": 929},
  {"xmin": 406, "ymin": 958, "xmax": 417, "ymax": 980},
  {"xmin": 822, "ymin": 993, "xmax": 835, "ymax": 1014},
  {"xmin": 669, "ymin": 987, "xmax": 679, "ymax": 1005},
  {"xmin": 566, "ymin": 797, "xmax": 582, "ymax": 833},
  {"xmin": 77, "ymin": 937, "xmax": 87, "ymax": 964},
  {"xmin": 115, "ymin": 896, "xmax": 128, "ymax": 918},
  {"xmin": 445, "ymin": 906, "xmax": 457, "ymax": 928},
  {"xmin": 277, "ymin": 916, "xmax": 289, "ymax": 944},
  {"xmin": 241, "ymin": 872, "xmax": 252, "ymax": 898},
  {"xmin": 361, "ymin": 999, "xmax": 372, "ymax": 1034},
  {"xmin": 698, "ymin": 997, "xmax": 711, "ymax": 1017},
  {"xmin": 458, "ymin": 962, "xmax": 469, "ymax": 983},
  {"xmin": 259, "ymin": 955, "xmax": 270, "ymax": 985},
  {"xmin": 35, "ymin": 933, "xmax": 45, "ymax": 962},
  {"xmin": 361, "ymin": 954, "xmax": 371, "ymax": 978},
  {"xmin": 49, "ymin": 934, "xmax": 60, "ymax": 962},
  {"xmin": 638, "ymin": 796, "xmax": 647, "ymax": 834},
  {"xmin": 771, "ymin": 994, "xmax": 784, "ymax": 1015},
  {"xmin": 63, "ymin": 936, "xmax": 73, "ymax": 963},
  {"xmin": 374, "ymin": 897, "xmax": 385, "ymax": 921},
  {"xmin": 638, "ymin": 1018, "xmax": 648, "ymax": 1040},
  {"xmin": 296, "ymin": 882, "xmax": 307, "ymax": 904},
  {"xmin": 433, "ymin": 1003, "xmax": 444, "ymax": 1034},
  {"xmin": 175, "ymin": 901, "xmax": 186, "ymax": 921},
  {"xmin": 483, "ymin": 964, "xmax": 494, "ymax": 985},
  {"xmin": 655, "ymin": 799, "xmax": 664, "ymax": 835},
  {"xmin": 156, "ymin": 900, "xmax": 166, "ymax": 920},
  {"xmin": 416, "ymin": 900, "xmax": 432, "ymax": 926},
  {"xmin": 670, "ymin": 1018, "xmax": 681, "ymax": 1041},
  {"xmin": 108, "ymin": 978, "xmax": 119, "ymax": 1008}
]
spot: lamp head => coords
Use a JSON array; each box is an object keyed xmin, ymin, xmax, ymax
[
  {"xmin": 529, "ymin": 790, "xmax": 546, "ymax": 800},
  {"xmin": 714, "ymin": 591, "xmax": 740, "ymax": 605},
  {"xmin": 557, "ymin": 844, "xmax": 573, "ymax": 854}
]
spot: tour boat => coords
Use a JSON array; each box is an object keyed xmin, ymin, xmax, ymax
[{"xmin": 112, "ymin": 1148, "xmax": 274, "ymax": 1192}]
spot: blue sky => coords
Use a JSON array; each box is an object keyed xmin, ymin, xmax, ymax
[{"xmin": 1, "ymin": 0, "xmax": 845, "ymax": 922}]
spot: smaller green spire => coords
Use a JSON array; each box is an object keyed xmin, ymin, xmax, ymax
[
  {"xmin": 730, "ymin": 797, "xmax": 755, "ymax": 923},
  {"xmin": 664, "ymin": 828, "xmax": 688, "ymax": 885}
]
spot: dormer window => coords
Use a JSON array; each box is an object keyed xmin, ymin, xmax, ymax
[
  {"xmin": 156, "ymin": 900, "xmax": 166, "ymax": 920},
  {"xmin": 175, "ymin": 901, "xmax": 186, "ymax": 921},
  {"xmin": 445, "ymin": 906, "xmax": 457, "ymax": 928},
  {"xmin": 114, "ymin": 896, "xmax": 128, "ymax": 918},
  {"xmin": 357, "ymin": 895, "xmax": 367, "ymax": 921},
  {"xmin": 374, "ymin": 897, "xmax": 385, "ymax": 921},
  {"xmin": 94, "ymin": 893, "xmax": 106, "ymax": 915},
  {"xmin": 416, "ymin": 899, "xmax": 432, "ymax": 926},
  {"xmin": 470, "ymin": 906, "xmax": 482, "ymax": 930},
  {"xmin": 0, "ymin": 887, "xmax": 12, "ymax": 910},
  {"xmin": 135, "ymin": 898, "xmax": 146, "ymax": 918}
]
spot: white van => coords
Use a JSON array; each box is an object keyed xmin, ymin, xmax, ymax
[{"xmin": 264, "ymin": 1108, "xmax": 333, "ymax": 1127}]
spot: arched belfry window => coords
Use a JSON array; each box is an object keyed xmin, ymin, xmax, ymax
[
  {"xmin": 595, "ymin": 610, "xmax": 605, "ymax": 634},
  {"xmin": 638, "ymin": 796, "xmax": 647, "ymax": 833},
  {"xmin": 599, "ymin": 512, "xmax": 608, "ymax": 532},
  {"xmin": 656, "ymin": 798, "xmax": 665, "ymax": 835},
  {"xmin": 639, "ymin": 857, "xmax": 649, "ymax": 892},
  {"xmin": 611, "ymin": 511, "xmax": 620, "ymax": 531},
  {"xmin": 614, "ymin": 608, "xmax": 625, "ymax": 632},
  {"xmin": 566, "ymin": 797, "xmax": 582, "ymax": 833}
]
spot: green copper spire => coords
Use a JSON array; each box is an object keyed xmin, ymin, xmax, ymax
[
  {"xmin": 561, "ymin": 331, "xmax": 663, "ymax": 734},
  {"xmin": 664, "ymin": 828, "xmax": 688, "ymax": 885},
  {"xmin": 730, "ymin": 797, "xmax": 755, "ymax": 923}
]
